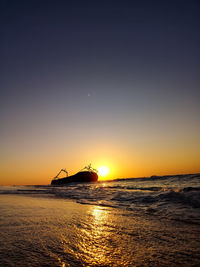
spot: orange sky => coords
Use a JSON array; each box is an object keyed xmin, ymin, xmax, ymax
[
  {"xmin": 1, "ymin": 1, "xmax": 200, "ymax": 186},
  {"xmin": 1, "ymin": 128, "xmax": 200, "ymax": 185}
]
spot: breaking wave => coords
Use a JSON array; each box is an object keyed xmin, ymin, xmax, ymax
[{"xmin": 0, "ymin": 174, "xmax": 200, "ymax": 224}]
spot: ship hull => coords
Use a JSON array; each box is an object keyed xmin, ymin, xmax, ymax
[{"xmin": 51, "ymin": 171, "xmax": 98, "ymax": 185}]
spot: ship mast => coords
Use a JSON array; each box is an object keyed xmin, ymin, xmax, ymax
[
  {"xmin": 80, "ymin": 164, "xmax": 98, "ymax": 173},
  {"xmin": 53, "ymin": 169, "xmax": 68, "ymax": 180}
]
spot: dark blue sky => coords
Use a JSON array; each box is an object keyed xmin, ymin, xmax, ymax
[
  {"xmin": 1, "ymin": 1, "xmax": 199, "ymax": 105},
  {"xmin": 1, "ymin": 0, "xmax": 200, "ymax": 183}
]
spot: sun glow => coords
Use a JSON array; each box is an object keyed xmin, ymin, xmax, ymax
[{"xmin": 98, "ymin": 166, "xmax": 109, "ymax": 177}]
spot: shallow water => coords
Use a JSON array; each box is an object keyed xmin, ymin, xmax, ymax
[
  {"xmin": 0, "ymin": 174, "xmax": 200, "ymax": 266},
  {"xmin": 1, "ymin": 173, "xmax": 199, "ymax": 224},
  {"xmin": 0, "ymin": 195, "xmax": 200, "ymax": 266}
]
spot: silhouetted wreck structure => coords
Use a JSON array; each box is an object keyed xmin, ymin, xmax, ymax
[{"xmin": 51, "ymin": 164, "xmax": 98, "ymax": 185}]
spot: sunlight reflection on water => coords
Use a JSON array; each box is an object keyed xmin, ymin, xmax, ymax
[
  {"xmin": 78, "ymin": 206, "xmax": 109, "ymax": 265},
  {"xmin": 59, "ymin": 205, "xmax": 126, "ymax": 266},
  {"xmin": 1, "ymin": 195, "xmax": 200, "ymax": 267}
]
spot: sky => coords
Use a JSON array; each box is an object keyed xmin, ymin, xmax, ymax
[{"xmin": 1, "ymin": 0, "xmax": 200, "ymax": 185}]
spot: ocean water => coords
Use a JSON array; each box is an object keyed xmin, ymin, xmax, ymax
[
  {"xmin": 0, "ymin": 174, "xmax": 200, "ymax": 266},
  {"xmin": 1, "ymin": 173, "xmax": 200, "ymax": 224}
]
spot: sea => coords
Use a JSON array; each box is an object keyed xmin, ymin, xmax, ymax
[{"xmin": 0, "ymin": 173, "xmax": 200, "ymax": 266}]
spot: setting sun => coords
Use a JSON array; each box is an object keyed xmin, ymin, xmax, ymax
[{"xmin": 97, "ymin": 166, "xmax": 109, "ymax": 177}]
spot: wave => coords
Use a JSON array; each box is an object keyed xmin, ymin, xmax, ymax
[
  {"xmin": 143, "ymin": 189, "xmax": 200, "ymax": 208},
  {"xmin": 1, "ymin": 185, "xmax": 199, "ymax": 208},
  {"xmin": 1, "ymin": 181, "xmax": 200, "ymax": 225}
]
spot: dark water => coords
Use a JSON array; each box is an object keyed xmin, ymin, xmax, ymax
[{"xmin": 0, "ymin": 174, "xmax": 200, "ymax": 266}]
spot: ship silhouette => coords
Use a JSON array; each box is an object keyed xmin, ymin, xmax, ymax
[{"xmin": 51, "ymin": 164, "xmax": 98, "ymax": 185}]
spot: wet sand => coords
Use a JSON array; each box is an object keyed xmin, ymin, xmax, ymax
[{"xmin": 0, "ymin": 194, "xmax": 200, "ymax": 266}]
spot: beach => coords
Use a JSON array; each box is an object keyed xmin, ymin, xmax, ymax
[{"xmin": 0, "ymin": 190, "xmax": 200, "ymax": 266}]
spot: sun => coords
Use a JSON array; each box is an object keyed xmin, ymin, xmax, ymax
[{"xmin": 97, "ymin": 166, "xmax": 109, "ymax": 177}]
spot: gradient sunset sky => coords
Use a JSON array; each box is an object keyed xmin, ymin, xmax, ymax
[{"xmin": 1, "ymin": 0, "xmax": 200, "ymax": 185}]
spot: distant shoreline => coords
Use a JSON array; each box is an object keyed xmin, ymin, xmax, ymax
[{"xmin": 112, "ymin": 172, "xmax": 200, "ymax": 182}]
